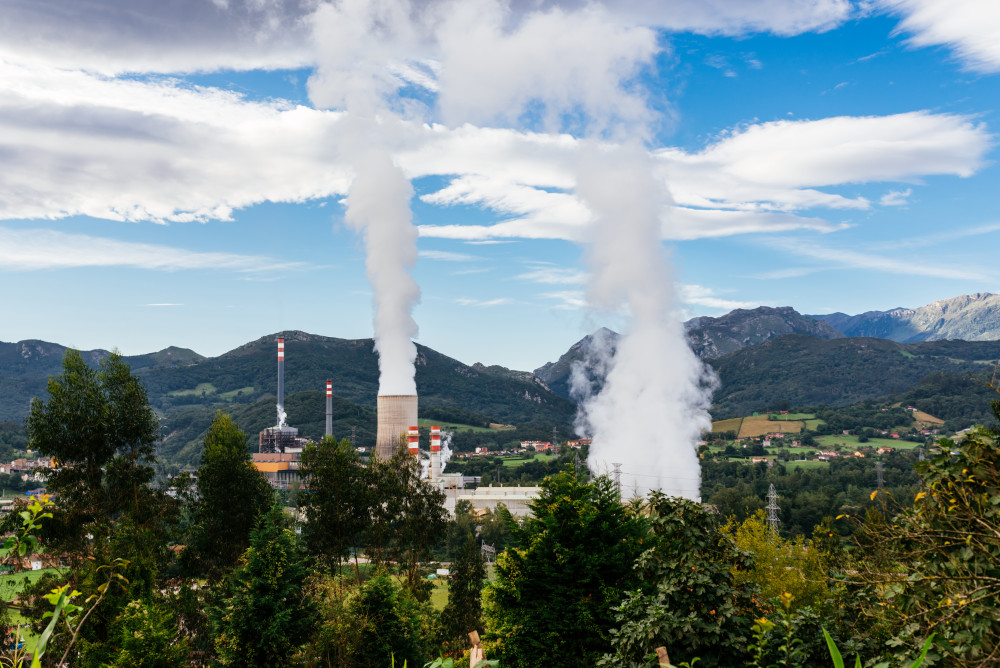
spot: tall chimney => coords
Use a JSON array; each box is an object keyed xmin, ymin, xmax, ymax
[
  {"xmin": 325, "ymin": 379, "xmax": 333, "ymax": 438},
  {"xmin": 375, "ymin": 395, "xmax": 418, "ymax": 459},
  {"xmin": 430, "ymin": 425, "xmax": 441, "ymax": 479},
  {"xmin": 407, "ymin": 425, "xmax": 420, "ymax": 456},
  {"xmin": 276, "ymin": 337, "xmax": 285, "ymax": 427}
]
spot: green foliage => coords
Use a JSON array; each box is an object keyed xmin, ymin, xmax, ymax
[
  {"xmin": 185, "ymin": 411, "xmax": 274, "ymax": 576},
  {"xmin": 440, "ymin": 534, "xmax": 486, "ymax": 653},
  {"xmin": 483, "ymin": 471, "xmax": 645, "ymax": 668},
  {"xmin": 722, "ymin": 511, "xmax": 831, "ymax": 610},
  {"xmin": 299, "ymin": 437, "xmax": 369, "ymax": 574},
  {"xmin": 213, "ymin": 504, "xmax": 316, "ymax": 667},
  {"xmin": 849, "ymin": 413, "xmax": 1000, "ymax": 666},
  {"xmin": 348, "ymin": 574, "xmax": 434, "ymax": 668},
  {"xmin": 26, "ymin": 351, "xmax": 162, "ymax": 546},
  {"xmin": 107, "ymin": 598, "xmax": 189, "ymax": 668},
  {"xmin": 600, "ymin": 493, "xmax": 756, "ymax": 668}
]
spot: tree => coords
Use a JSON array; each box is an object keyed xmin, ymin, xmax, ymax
[
  {"xmin": 27, "ymin": 351, "xmax": 163, "ymax": 548},
  {"xmin": 347, "ymin": 574, "xmax": 433, "ymax": 668},
  {"xmin": 599, "ymin": 493, "xmax": 757, "ymax": 668},
  {"xmin": 849, "ymin": 397, "xmax": 1000, "ymax": 666},
  {"xmin": 213, "ymin": 504, "xmax": 316, "ymax": 667},
  {"xmin": 440, "ymin": 533, "xmax": 486, "ymax": 654},
  {"xmin": 185, "ymin": 412, "xmax": 273, "ymax": 576},
  {"xmin": 299, "ymin": 437, "xmax": 369, "ymax": 575},
  {"xmin": 108, "ymin": 599, "xmax": 189, "ymax": 668},
  {"xmin": 482, "ymin": 471, "xmax": 645, "ymax": 667}
]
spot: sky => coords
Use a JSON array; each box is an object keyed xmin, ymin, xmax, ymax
[{"xmin": 2, "ymin": 0, "xmax": 1000, "ymax": 372}]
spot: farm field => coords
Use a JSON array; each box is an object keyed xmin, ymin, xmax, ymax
[
  {"xmin": 784, "ymin": 460, "xmax": 831, "ymax": 470},
  {"xmin": 912, "ymin": 410, "xmax": 945, "ymax": 427},
  {"xmin": 738, "ymin": 415, "xmax": 804, "ymax": 438},
  {"xmin": 768, "ymin": 413, "xmax": 816, "ymax": 420},
  {"xmin": 168, "ymin": 382, "xmax": 217, "ymax": 397},
  {"xmin": 417, "ymin": 418, "xmax": 494, "ymax": 433},
  {"xmin": 500, "ymin": 453, "xmax": 555, "ymax": 467},
  {"xmin": 711, "ymin": 417, "xmax": 743, "ymax": 434},
  {"xmin": 814, "ymin": 435, "xmax": 921, "ymax": 450},
  {"xmin": 0, "ymin": 568, "xmax": 64, "ymax": 602}
]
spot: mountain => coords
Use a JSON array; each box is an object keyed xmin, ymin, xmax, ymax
[
  {"xmin": 534, "ymin": 307, "xmax": 842, "ymax": 399},
  {"xmin": 685, "ymin": 305, "xmax": 843, "ymax": 358},
  {"xmin": 710, "ymin": 335, "xmax": 1000, "ymax": 418},
  {"xmin": 0, "ymin": 340, "xmax": 203, "ymax": 422},
  {"xmin": 810, "ymin": 292, "xmax": 1000, "ymax": 343},
  {"xmin": 1, "ymin": 331, "xmax": 577, "ymax": 467}
]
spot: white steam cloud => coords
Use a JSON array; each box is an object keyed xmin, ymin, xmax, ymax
[
  {"xmin": 343, "ymin": 144, "xmax": 421, "ymax": 396},
  {"xmin": 573, "ymin": 144, "xmax": 716, "ymax": 500}
]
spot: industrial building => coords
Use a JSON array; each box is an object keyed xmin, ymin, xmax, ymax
[{"xmin": 249, "ymin": 334, "xmax": 540, "ymax": 514}]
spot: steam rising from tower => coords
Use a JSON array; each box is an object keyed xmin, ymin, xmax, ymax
[
  {"xmin": 573, "ymin": 144, "xmax": 715, "ymax": 500},
  {"xmin": 276, "ymin": 337, "xmax": 286, "ymax": 428}
]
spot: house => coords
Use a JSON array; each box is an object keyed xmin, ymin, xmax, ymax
[
  {"xmin": 566, "ymin": 439, "xmax": 591, "ymax": 448},
  {"xmin": 521, "ymin": 441, "xmax": 553, "ymax": 452},
  {"xmin": 762, "ymin": 439, "xmax": 771, "ymax": 448},
  {"xmin": 749, "ymin": 456, "xmax": 769, "ymax": 464},
  {"xmin": 876, "ymin": 447, "xmax": 895, "ymax": 455},
  {"xmin": 890, "ymin": 433, "xmax": 900, "ymax": 439}
]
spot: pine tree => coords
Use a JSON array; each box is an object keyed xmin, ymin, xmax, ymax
[
  {"xmin": 213, "ymin": 504, "xmax": 316, "ymax": 667},
  {"xmin": 440, "ymin": 533, "xmax": 486, "ymax": 653}
]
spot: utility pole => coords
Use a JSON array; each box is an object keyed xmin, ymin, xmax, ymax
[
  {"xmin": 612, "ymin": 462, "xmax": 622, "ymax": 496},
  {"xmin": 766, "ymin": 483, "xmax": 781, "ymax": 534},
  {"xmin": 876, "ymin": 461, "xmax": 885, "ymax": 491}
]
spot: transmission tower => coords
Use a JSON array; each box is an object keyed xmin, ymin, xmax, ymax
[
  {"xmin": 765, "ymin": 483, "xmax": 781, "ymax": 534},
  {"xmin": 351, "ymin": 425, "xmax": 357, "ymax": 449},
  {"xmin": 918, "ymin": 446, "xmax": 925, "ymax": 462},
  {"xmin": 612, "ymin": 462, "xmax": 622, "ymax": 496},
  {"xmin": 876, "ymin": 461, "xmax": 885, "ymax": 491}
]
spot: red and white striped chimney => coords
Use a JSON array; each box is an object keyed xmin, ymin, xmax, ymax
[
  {"xmin": 276, "ymin": 337, "xmax": 285, "ymax": 426},
  {"xmin": 430, "ymin": 425, "xmax": 442, "ymax": 479},
  {"xmin": 325, "ymin": 379, "xmax": 333, "ymax": 437},
  {"xmin": 407, "ymin": 426, "xmax": 420, "ymax": 456}
]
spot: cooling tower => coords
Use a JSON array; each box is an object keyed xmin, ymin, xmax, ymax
[{"xmin": 375, "ymin": 395, "xmax": 418, "ymax": 459}]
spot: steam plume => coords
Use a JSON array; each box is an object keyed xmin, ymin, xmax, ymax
[
  {"xmin": 343, "ymin": 144, "xmax": 420, "ymax": 396},
  {"xmin": 573, "ymin": 143, "xmax": 716, "ymax": 500}
]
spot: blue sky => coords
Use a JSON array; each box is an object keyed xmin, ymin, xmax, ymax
[{"xmin": 2, "ymin": 1, "xmax": 1000, "ymax": 371}]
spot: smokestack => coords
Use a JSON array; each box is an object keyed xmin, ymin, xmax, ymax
[
  {"xmin": 407, "ymin": 425, "xmax": 419, "ymax": 456},
  {"xmin": 325, "ymin": 379, "xmax": 333, "ymax": 438},
  {"xmin": 276, "ymin": 337, "xmax": 285, "ymax": 427},
  {"xmin": 375, "ymin": 395, "xmax": 418, "ymax": 459},
  {"xmin": 430, "ymin": 425, "xmax": 441, "ymax": 479}
]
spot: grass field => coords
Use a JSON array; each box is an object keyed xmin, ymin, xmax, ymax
[
  {"xmin": 218, "ymin": 386, "xmax": 254, "ymax": 401},
  {"xmin": 814, "ymin": 434, "xmax": 922, "ymax": 450},
  {"xmin": 768, "ymin": 413, "xmax": 816, "ymax": 420},
  {"xmin": 429, "ymin": 579, "xmax": 449, "ymax": 612},
  {"xmin": 168, "ymin": 382, "xmax": 217, "ymax": 397},
  {"xmin": 0, "ymin": 568, "xmax": 64, "ymax": 602},
  {"xmin": 739, "ymin": 415, "xmax": 804, "ymax": 438},
  {"xmin": 417, "ymin": 419, "xmax": 495, "ymax": 433},
  {"xmin": 711, "ymin": 417, "xmax": 743, "ymax": 434},
  {"xmin": 804, "ymin": 419, "xmax": 826, "ymax": 431},
  {"xmin": 499, "ymin": 453, "xmax": 555, "ymax": 467},
  {"xmin": 784, "ymin": 460, "xmax": 831, "ymax": 470},
  {"xmin": 912, "ymin": 410, "xmax": 945, "ymax": 427}
]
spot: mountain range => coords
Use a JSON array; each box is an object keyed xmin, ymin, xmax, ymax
[{"xmin": 6, "ymin": 292, "xmax": 1000, "ymax": 467}]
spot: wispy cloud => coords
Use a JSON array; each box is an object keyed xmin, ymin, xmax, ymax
[
  {"xmin": 455, "ymin": 297, "xmax": 514, "ymax": 307},
  {"xmin": 879, "ymin": 0, "xmax": 1000, "ymax": 73},
  {"xmin": 879, "ymin": 188, "xmax": 912, "ymax": 206},
  {"xmin": 541, "ymin": 290, "xmax": 586, "ymax": 310},
  {"xmin": 419, "ymin": 249, "xmax": 480, "ymax": 262},
  {"xmin": 452, "ymin": 267, "xmax": 491, "ymax": 275},
  {"xmin": 144, "ymin": 303, "xmax": 183, "ymax": 307},
  {"xmin": 516, "ymin": 265, "xmax": 588, "ymax": 285},
  {"xmin": 764, "ymin": 237, "xmax": 992, "ymax": 280},
  {"xmin": 679, "ymin": 284, "xmax": 764, "ymax": 310},
  {"xmin": 0, "ymin": 226, "xmax": 304, "ymax": 272}
]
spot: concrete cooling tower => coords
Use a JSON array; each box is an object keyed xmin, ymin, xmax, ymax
[{"xmin": 375, "ymin": 395, "xmax": 418, "ymax": 459}]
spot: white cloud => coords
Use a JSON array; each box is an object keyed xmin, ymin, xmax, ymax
[
  {"xmin": 764, "ymin": 238, "xmax": 994, "ymax": 281},
  {"xmin": 418, "ymin": 249, "xmax": 479, "ymax": 262},
  {"xmin": 515, "ymin": 266, "xmax": 588, "ymax": 285},
  {"xmin": 455, "ymin": 297, "xmax": 514, "ymax": 307},
  {"xmin": 145, "ymin": 303, "xmax": 184, "ymax": 307},
  {"xmin": 879, "ymin": 0, "xmax": 1000, "ymax": 72},
  {"xmin": 0, "ymin": 63, "xmax": 991, "ymax": 243},
  {"xmin": 540, "ymin": 290, "xmax": 586, "ymax": 310},
  {"xmin": 880, "ymin": 188, "xmax": 912, "ymax": 206},
  {"xmin": 0, "ymin": 227, "xmax": 304, "ymax": 272},
  {"xmin": 679, "ymin": 284, "xmax": 763, "ymax": 310}
]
